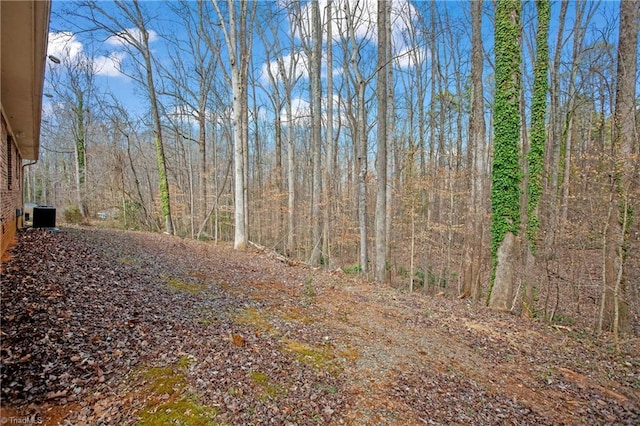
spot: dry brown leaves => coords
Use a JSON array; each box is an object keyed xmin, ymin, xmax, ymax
[{"xmin": 1, "ymin": 227, "xmax": 638, "ymax": 425}]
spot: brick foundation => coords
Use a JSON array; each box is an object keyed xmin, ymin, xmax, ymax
[{"xmin": 1, "ymin": 113, "xmax": 23, "ymax": 262}]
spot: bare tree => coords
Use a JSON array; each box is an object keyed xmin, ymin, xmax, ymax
[
  {"xmin": 308, "ymin": 0, "xmax": 323, "ymax": 266},
  {"xmin": 344, "ymin": 0, "xmax": 372, "ymax": 274},
  {"xmin": 258, "ymin": 11, "xmax": 285, "ymax": 251},
  {"xmin": 211, "ymin": 0, "xmax": 257, "ymax": 250},
  {"xmin": 162, "ymin": 1, "xmax": 219, "ymax": 235},
  {"xmin": 323, "ymin": 0, "xmax": 335, "ymax": 268},
  {"xmin": 600, "ymin": 0, "xmax": 639, "ymax": 339},
  {"xmin": 69, "ymin": 0, "xmax": 175, "ymax": 234},
  {"xmin": 47, "ymin": 38, "xmax": 95, "ymax": 218},
  {"xmin": 461, "ymin": 0, "xmax": 486, "ymax": 301},
  {"xmin": 374, "ymin": 0, "xmax": 389, "ymax": 282}
]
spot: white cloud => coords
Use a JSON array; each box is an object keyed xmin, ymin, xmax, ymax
[
  {"xmin": 297, "ymin": 0, "xmax": 417, "ymax": 41},
  {"xmin": 106, "ymin": 28, "xmax": 159, "ymax": 47},
  {"xmin": 261, "ymin": 52, "xmax": 307, "ymax": 86},
  {"xmin": 48, "ymin": 32, "xmax": 84, "ymax": 61},
  {"xmin": 394, "ymin": 47, "xmax": 429, "ymax": 69},
  {"xmin": 294, "ymin": 0, "xmax": 421, "ymax": 69},
  {"xmin": 48, "ymin": 32, "xmax": 128, "ymax": 78},
  {"xmin": 93, "ymin": 52, "xmax": 126, "ymax": 77},
  {"xmin": 295, "ymin": 0, "xmax": 373, "ymax": 41},
  {"xmin": 281, "ymin": 97, "xmax": 310, "ymax": 125},
  {"xmin": 262, "ymin": 0, "xmax": 422, "ymax": 93}
]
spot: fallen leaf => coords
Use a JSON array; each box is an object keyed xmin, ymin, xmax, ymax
[{"xmin": 231, "ymin": 333, "xmax": 245, "ymax": 347}]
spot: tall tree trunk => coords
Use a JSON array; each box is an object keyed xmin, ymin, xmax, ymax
[
  {"xmin": 428, "ymin": 0, "xmax": 438, "ymax": 225},
  {"xmin": 600, "ymin": 0, "xmax": 639, "ymax": 337},
  {"xmin": 488, "ymin": 0, "xmax": 522, "ymax": 311},
  {"xmin": 559, "ymin": 1, "xmax": 587, "ymax": 226},
  {"xmin": 345, "ymin": 1, "xmax": 368, "ymax": 273},
  {"xmin": 357, "ymin": 81, "xmax": 368, "ymax": 273},
  {"xmin": 281, "ymin": 7, "xmax": 299, "ymax": 257},
  {"xmin": 136, "ymin": 12, "xmax": 173, "ymax": 235},
  {"xmin": 198, "ymin": 104, "xmax": 207, "ymax": 234},
  {"xmin": 542, "ymin": 0, "xmax": 567, "ymax": 253},
  {"xmin": 461, "ymin": 0, "xmax": 485, "ymax": 301},
  {"xmin": 356, "ymin": 85, "xmax": 369, "ymax": 273},
  {"xmin": 374, "ymin": 0, "xmax": 389, "ymax": 282},
  {"xmin": 522, "ymin": 0, "xmax": 550, "ymax": 317},
  {"xmin": 385, "ymin": 3, "xmax": 394, "ymax": 283},
  {"xmin": 323, "ymin": 0, "xmax": 334, "ymax": 268},
  {"xmin": 74, "ymin": 91, "xmax": 88, "ymax": 218},
  {"xmin": 309, "ymin": 0, "xmax": 323, "ymax": 266},
  {"xmin": 275, "ymin": 108, "xmax": 283, "ymax": 250},
  {"xmin": 212, "ymin": 0, "xmax": 255, "ymax": 250},
  {"xmin": 232, "ymin": 64, "xmax": 247, "ymax": 249}
]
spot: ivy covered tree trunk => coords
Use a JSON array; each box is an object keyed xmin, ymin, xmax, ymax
[
  {"xmin": 154, "ymin": 134, "xmax": 173, "ymax": 235},
  {"xmin": 74, "ymin": 91, "xmax": 88, "ymax": 218},
  {"xmin": 133, "ymin": 1, "xmax": 173, "ymax": 235},
  {"xmin": 521, "ymin": 0, "xmax": 550, "ymax": 317},
  {"xmin": 488, "ymin": 0, "xmax": 522, "ymax": 311},
  {"xmin": 145, "ymin": 53, "xmax": 173, "ymax": 235}
]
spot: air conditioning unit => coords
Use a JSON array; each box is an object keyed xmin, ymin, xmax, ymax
[{"xmin": 32, "ymin": 206, "xmax": 56, "ymax": 228}]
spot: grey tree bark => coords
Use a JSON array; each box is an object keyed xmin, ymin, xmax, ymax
[
  {"xmin": 323, "ymin": 0, "xmax": 335, "ymax": 268},
  {"xmin": 309, "ymin": 0, "xmax": 323, "ymax": 266},
  {"xmin": 72, "ymin": 0, "xmax": 174, "ymax": 233},
  {"xmin": 344, "ymin": 0, "xmax": 369, "ymax": 273},
  {"xmin": 374, "ymin": 0, "xmax": 389, "ymax": 282},
  {"xmin": 211, "ymin": 0, "xmax": 256, "ymax": 250},
  {"xmin": 461, "ymin": 0, "xmax": 485, "ymax": 301},
  {"xmin": 600, "ymin": 0, "xmax": 639, "ymax": 338}
]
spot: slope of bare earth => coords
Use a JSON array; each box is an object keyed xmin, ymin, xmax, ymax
[{"xmin": 1, "ymin": 226, "xmax": 638, "ymax": 425}]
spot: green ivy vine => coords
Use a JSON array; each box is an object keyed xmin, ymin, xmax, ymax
[
  {"xmin": 526, "ymin": 0, "xmax": 550, "ymax": 253},
  {"xmin": 490, "ymin": 0, "xmax": 523, "ymax": 292}
]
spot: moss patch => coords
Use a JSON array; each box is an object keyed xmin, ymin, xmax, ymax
[
  {"xmin": 194, "ymin": 308, "xmax": 220, "ymax": 327},
  {"xmin": 133, "ymin": 357, "xmax": 219, "ymax": 426},
  {"xmin": 303, "ymin": 275, "xmax": 317, "ymax": 304},
  {"xmin": 249, "ymin": 371, "xmax": 286, "ymax": 400},
  {"xmin": 273, "ymin": 306, "xmax": 314, "ymax": 325},
  {"xmin": 338, "ymin": 346, "xmax": 360, "ymax": 364},
  {"xmin": 137, "ymin": 396, "xmax": 220, "ymax": 426},
  {"xmin": 233, "ymin": 307, "xmax": 275, "ymax": 334},
  {"xmin": 166, "ymin": 277, "xmax": 208, "ymax": 295},
  {"xmin": 142, "ymin": 365, "xmax": 188, "ymax": 395},
  {"xmin": 232, "ymin": 307, "xmax": 358, "ymax": 377},
  {"xmin": 282, "ymin": 339, "xmax": 344, "ymax": 375}
]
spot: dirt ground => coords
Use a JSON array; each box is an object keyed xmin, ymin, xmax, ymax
[{"xmin": 1, "ymin": 227, "xmax": 638, "ymax": 425}]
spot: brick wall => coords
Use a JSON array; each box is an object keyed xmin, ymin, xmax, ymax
[{"xmin": 1, "ymin": 113, "xmax": 23, "ymax": 261}]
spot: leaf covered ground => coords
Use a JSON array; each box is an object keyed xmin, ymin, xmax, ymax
[{"xmin": 1, "ymin": 227, "xmax": 638, "ymax": 425}]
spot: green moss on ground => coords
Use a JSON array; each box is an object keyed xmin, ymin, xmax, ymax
[{"xmin": 134, "ymin": 357, "xmax": 220, "ymax": 426}]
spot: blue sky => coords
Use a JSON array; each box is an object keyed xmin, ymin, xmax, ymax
[
  {"xmin": 45, "ymin": 0, "xmax": 428, "ymax": 117},
  {"xmin": 44, "ymin": 1, "xmax": 623, "ymax": 125}
]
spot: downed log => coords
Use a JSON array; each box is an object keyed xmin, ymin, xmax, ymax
[
  {"xmin": 557, "ymin": 367, "xmax": 629, "ymax": 404},
  {"xmin": 248, "ymin": 240, "xmax": 302, "ymax": 267}
]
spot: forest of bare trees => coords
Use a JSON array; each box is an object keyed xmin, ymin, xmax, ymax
[{"xmin": 32, "ymin": 0, "xmax": 639, "ymax": 339}]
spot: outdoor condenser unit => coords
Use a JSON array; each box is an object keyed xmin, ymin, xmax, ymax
[{"xmin": 32, "ymin": 206, "xmax": 56, "ymax": 228}]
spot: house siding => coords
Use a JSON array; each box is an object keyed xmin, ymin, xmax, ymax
[{"xmin": 1, "ymin": 114, "xmax": 23, "ymax": 260}]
